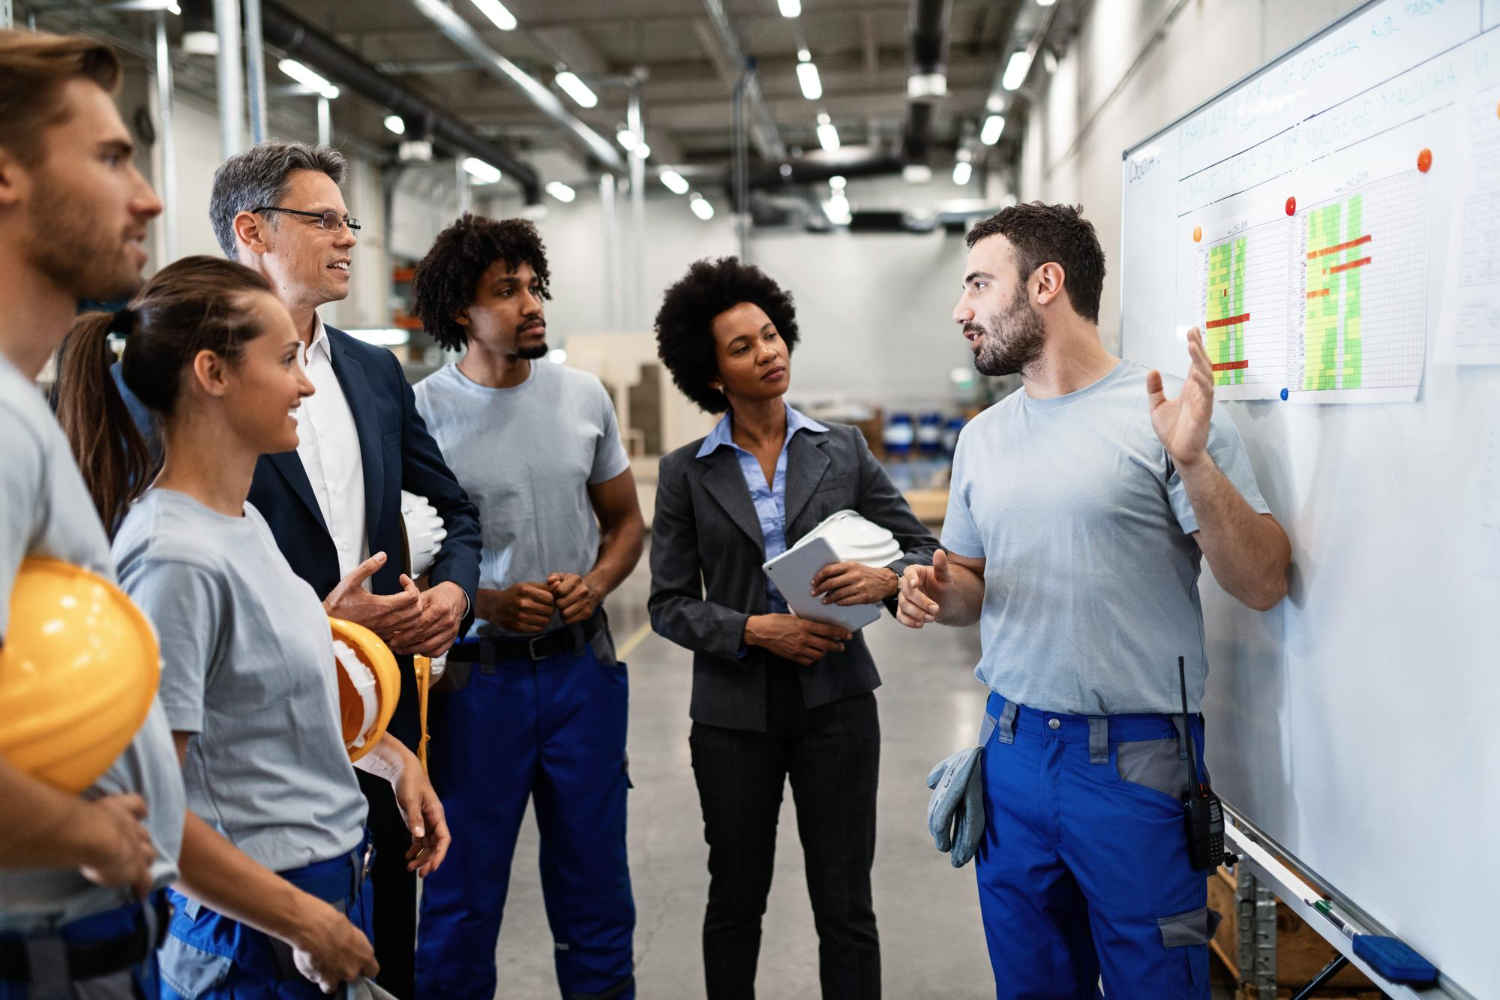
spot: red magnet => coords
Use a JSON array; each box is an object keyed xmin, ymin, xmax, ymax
[
  {"xmin": 1285, "ymin": 196, "xmax": 1297, "ymax": 216},
  {"xmin": 1417, "ymin": 148, "xmax": 1433, "ymax": 173}
]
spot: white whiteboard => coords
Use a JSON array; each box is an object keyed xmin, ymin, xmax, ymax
[{"xmin": 1120, "ymin": 2, "xmax": 1500, "ymax": 995}]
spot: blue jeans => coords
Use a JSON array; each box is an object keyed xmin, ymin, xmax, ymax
[
  {"xmin": 157, "ymin": 833, "xmax": 374, "ymax": 1000},
  {"xmin": 0, "ymin": 892, "xmax": 165, "ymax": 1000},
  {"xmin": 975, "ymin": 693, "xmax": 1220, "ymax": 999},
  {"xmin": 415, "ymin": 627, "xmax": 635, "ymax": 1000}
]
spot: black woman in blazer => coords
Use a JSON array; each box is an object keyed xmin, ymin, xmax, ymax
[{"xmin": 649, "ymin": 257, "xmax": 938, "ymax": 1000}]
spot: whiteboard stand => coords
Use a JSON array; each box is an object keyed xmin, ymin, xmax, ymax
[{"xmin": 1224, "ymin": 812, "xmax": 1476, "ymax": 1000}]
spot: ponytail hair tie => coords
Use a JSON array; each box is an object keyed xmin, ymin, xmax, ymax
[{"xmin": 110, "ymin": 307, "xmax": 137, "ymax": 337}]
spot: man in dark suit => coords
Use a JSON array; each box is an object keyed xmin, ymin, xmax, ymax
[{"xmin": 208, "ymin": 141, "xmax": 481, "ymax": 999}]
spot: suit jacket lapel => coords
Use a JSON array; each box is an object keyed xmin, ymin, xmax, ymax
[
  {"xmin": 264, "ymin": 451, "xmax": 329, "ymax": 534},
  {"xmin": 783, "ymin": 430, "xmax": 831, "ymax": 532},
  {"xmin": 327, "ymin": 328, "xmax": 385, "ymax": 535},
  {"xmin": 699, "ymin": 448, "xmax": 764, "ymax": 550}
]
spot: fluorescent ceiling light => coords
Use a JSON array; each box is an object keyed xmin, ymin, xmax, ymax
[
  {"xmin": 547, "ymin": 348, "xmax": 568, "ymax": 364},
  {"xmin": 952, "ymin": 161, "xmax": 973, "ymax": 185},
  {"xmin": 181, "ymin": 30, "xmax": 218, "ymax": 55},
  {"xmin": 278, "ymin": 59, "xmax": 338, "ymax": 99},
  {"xmin": 384, "ymin": 115, "xmax": 406, "ymax": 135},
  {"xmin": 903, "ymin": 164, "xmax": 933, "ymax": 184},
  {"xmin": 1002, "ymin": 49, "xmax": 1033, "ymax": 91},
  {"xmin": 980, "ymin": 114, "xmax": 1005, "ymax": 145},
  {"xmin": 690, "ymin": 194, "xmax": 714, "ymax": 220},
  {"xmin": 825, "ymin": 194, "xmax": 851, "ymax": 225},
  {"xmin": 633, "ymin": 143, "xmax": 651, "ymax": 160},
  {"xmin": 816, "ymin": 121, "xmax": 840, "ymax": 152},
  {"xmin": 616, "ymin": 128, "xmax": 637, "ymax": 151},
  {"xmin": 462, "ymin": 157, "xmax": 502, "ymax": 184},
  {"xmin": 1037, "ymin": 0, "xmax": 1057, "ymax": 6},
  {"xmin": 545, "ymin": 181, "xmax": 576, "ymax": 203},
  {"xmin": 554, "ymin": 70, "xmax": 598, "ymax": 109},
  {"xmin": 829, "ymin": 174, "xmax": 846, "ymax": 190},
  {"xmin": 660, "ymin": 170, "xmax": 690, "ymax": 195},
  {"xmin": 796, "ymin": 62, "xmax": 823, "ymax": 101},
  {"xmin": 469, "ymin": 0, "xmax": 517, "ymax": 31},
  {"xmin": 907, "ymin": 72, "xmax": 947, "ymax": 99},
  {"xmin": 398, "ymin": 139, "xmax": 433, "ymax": 162},
  {"xmin": 797, "ymin": 48, "xmax": 811, "ymax": 62},
  {"xmin": 778, "ymin": 0, "xmax": 801, "ymax": 16}
]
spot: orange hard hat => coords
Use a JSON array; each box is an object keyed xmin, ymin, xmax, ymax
[
  {"xmin": 0, "ymin": 558, "xmax": 160, "ymax": 793},
  {"xmin": 329, "ymin": 618, "xmax": 400, "ymax": 763}
]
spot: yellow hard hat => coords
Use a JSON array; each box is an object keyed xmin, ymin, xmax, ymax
[
  {"xmin": 0, "ymin": 557, "xmax": 161, "ymax": 794},
  {"xmin": 329, "ymin": 618, "xmax": 400, "ymax": 763}
]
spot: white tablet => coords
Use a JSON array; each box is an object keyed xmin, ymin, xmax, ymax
[{"xmin": 762, "ymin": 536, "xmax": 883, "ymax": 633}]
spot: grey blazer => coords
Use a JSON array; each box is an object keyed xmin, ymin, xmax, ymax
[{"xmin": 649, "ymin": 421, "xmax": 939, "ymax": 731}]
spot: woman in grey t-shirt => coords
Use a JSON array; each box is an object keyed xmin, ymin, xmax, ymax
[{"xmin": 58, "ymin": 257, "xmax": 450, "ymax": 998}]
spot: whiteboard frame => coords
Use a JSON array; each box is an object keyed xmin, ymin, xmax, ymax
[{"xmin": 1120, "ymin": 3, "xmax": 1486, "ymax": 997}]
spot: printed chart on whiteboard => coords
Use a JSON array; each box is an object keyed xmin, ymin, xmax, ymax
[{"xmin": 1176, "ymin": 91, "xmax": 1438, "ymax": 403}]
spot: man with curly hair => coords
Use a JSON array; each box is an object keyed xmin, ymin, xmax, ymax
[{"xmin": 409, "ymin": 213, "xmax": 644, "ymax": 1000}]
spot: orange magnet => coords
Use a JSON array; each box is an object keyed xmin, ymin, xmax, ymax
[
  {"xmin": 1192, "ymin": 226, "xmax": 1202, "ymax": 243},
  {"xmin": 1417, "ymin": 148, "xmax": 1433, "ymax": 173}
]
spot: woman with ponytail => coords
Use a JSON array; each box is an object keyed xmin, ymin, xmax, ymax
[{"xmin": 58, "ymin": 256, "xmax": 450, "ymax": 998}]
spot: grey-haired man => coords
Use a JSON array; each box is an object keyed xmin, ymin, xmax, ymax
[{"xmin": 207, "ymin": 141, "xmax": 482, "ymax": 998}]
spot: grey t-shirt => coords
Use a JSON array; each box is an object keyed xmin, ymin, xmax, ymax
[
  {"xmin": 414, "ymin": 361, "xmax": 630, "ymax": 636},
  {"xmin": 113, "ymin": 489, "xmax": 366, "ymax": 873},
  {"xmin": 941, "ymin": 359, "xmax": 1270, "ymax": 716},
  {"xmin": 0, "ymin": 355, "xmax": 184, "ymax": 931}
]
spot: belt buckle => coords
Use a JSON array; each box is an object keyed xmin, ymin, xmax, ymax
[{"xmin": 527, "ymin": 635, "xmax": 546, "ymax": 661}]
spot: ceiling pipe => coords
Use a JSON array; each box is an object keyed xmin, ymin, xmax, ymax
[
  {"xmin": 406, "ymin": 0, "xmax": 624, "ymax": 173},
  {"xmin": 259, "ymin": 2, "xmax": 543, "ymax": 202},
  {"xmin": 700, "ymin": 0, "xmax": 786, "ymax": 161}
]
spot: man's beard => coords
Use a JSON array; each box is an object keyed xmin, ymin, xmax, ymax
[
  {"xmin": 517, "ymin": 341, "xmax": 549, "ymax": 360},
  {"xmin": 25, "ymin": 172, "xmax": 142, "ymax": 302},
  {"xmin": 970, "ymin": 290, "xmax": 1046, "ymax": 377}
]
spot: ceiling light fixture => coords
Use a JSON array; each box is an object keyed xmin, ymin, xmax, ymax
[
  {"xmin": 778, "ymin": 0, "xmax": 801, "ymax": 17},
  {"xmin": 554, "ymin": 70, "xmax": 598, "ymax": 109},
  {"xmin": 616, "ymin": 127, "xmax": 637, "ymax": 151},
  {"xmin": 660, "ymin": 170, "xmax": 690, "ymax": 195},
  {"xmin": 383, "ymin": 115, "xmax": 406, "ymax": 135},
  {"xmin": 462, "ymin": 157, "xmax": 502, "ymax": 184},
  {"xmin": 690, "ymin": 193, "xmax": 715, "ymax": 220},
  {"xmin": 545, "ymin": 181, "xmax": 576, "ymax": 203},
  {"xmin": 796, "ymin": 61, "xmax": 822, "ymax": 101},
  {"xmin": 980, "ymin": 114, "xmax": 1005, "ymax": 145},
  {"xmin": 278, "ymin": 59, "xmax": 338, "ymax": 99},
  {"xmin": 952, "ymin": 161, "xmax": 973, "ymax": 185},
  {"xmin": 469, "ymin": 0, "xmax": 517, "ymax": 31},
  {"xmin": 1002, "ymin": 49, "xmax": 1033, "ymax": 91}
]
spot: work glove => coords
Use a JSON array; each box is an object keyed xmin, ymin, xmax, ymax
[{"xmin": 926, "ymin": 746, "xmax": 985, "ymax": 868}]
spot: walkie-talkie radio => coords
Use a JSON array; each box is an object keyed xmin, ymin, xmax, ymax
[{"xmin": 1178, "ymin": 655, "xmax": 1226, "ymax": 871}]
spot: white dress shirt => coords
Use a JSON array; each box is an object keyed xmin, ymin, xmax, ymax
[{"xmin": 295, "ymin": 316, "xmax": 369, "ymax": 583}]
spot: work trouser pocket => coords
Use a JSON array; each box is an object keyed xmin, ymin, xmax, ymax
[
  {"xmin": 157, "ymin": 933, "xmax": 232, "ymax": 1000},
  {"xmin": 1158, "ymin": 904, "xmax": 1222, "ymax": 947}
]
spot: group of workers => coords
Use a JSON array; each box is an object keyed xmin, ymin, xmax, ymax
[{"xmin": 0, "ymin": 25, "xmax": 1292, "ymax": 1000}]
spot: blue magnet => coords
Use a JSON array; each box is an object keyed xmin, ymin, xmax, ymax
[{"xmin": 1280, "ymin": 388, "xmax": 1289, "ymax": 401}]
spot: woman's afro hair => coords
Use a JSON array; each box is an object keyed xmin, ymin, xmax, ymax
[
  {"xmin": 412, "ymin": 213, "xmax": 551, "ymax": 351},
  {"xmin": 652, "ymin": 256, "xmax": 799, "ymax": 413}
]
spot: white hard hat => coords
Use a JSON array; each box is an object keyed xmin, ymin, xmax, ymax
[
  {"xmin": 400, "ymin": 491, "xmax": 447, "ymax": 578},
  {"xmin": 799, "ymin": 510, "xmax": 903, "ymax": 568}
]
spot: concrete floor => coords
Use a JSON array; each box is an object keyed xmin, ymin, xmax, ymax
[{"xmin": 479, "ymin": 544, "xmax": 1237, "ymax": 999}]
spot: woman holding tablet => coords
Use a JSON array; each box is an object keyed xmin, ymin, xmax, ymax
[{"xmin": 648, "ymin": 257, "xmax": 937, "ymax": 1000}]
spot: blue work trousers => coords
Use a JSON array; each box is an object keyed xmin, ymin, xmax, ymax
[
  {"xmin": 156, "ymin": 835, "xmax": 374, "ymax": 999},
  {"xmin": 414, "ymin": 628, "xmax": 635, "ymax": 1000},
  {"xmin": 0, "ymin": 892, "xmax": 165, "ymax": 1000},
  {"xmin": 976, "ymin": 693, "xmax": 1220, "ymax": 999}
]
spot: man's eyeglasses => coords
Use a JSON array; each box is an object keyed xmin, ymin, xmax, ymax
[{"xmin": 253, "ymin": 206, "xmax": 361, "ymax": 233}]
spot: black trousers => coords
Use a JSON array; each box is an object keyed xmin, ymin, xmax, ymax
[
  {"xmin": 689, "ymin": 667, "xmax": 881, "ymax": 1000},
  {"xmin": 357, "ymin": 769, "xmax": 417, "ymax": 999}
]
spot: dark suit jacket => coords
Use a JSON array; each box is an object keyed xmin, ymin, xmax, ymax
[
  {"xmin": 113, "ymin": 325, "xmax": 482, "ymax": 748},
  {"xmin": 249, "ymin": 325, "xmax": 481, "ymax": 746},
  {"xmin": 649, "ymin": 421, "xmax": 938, "ymax": 732}
]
